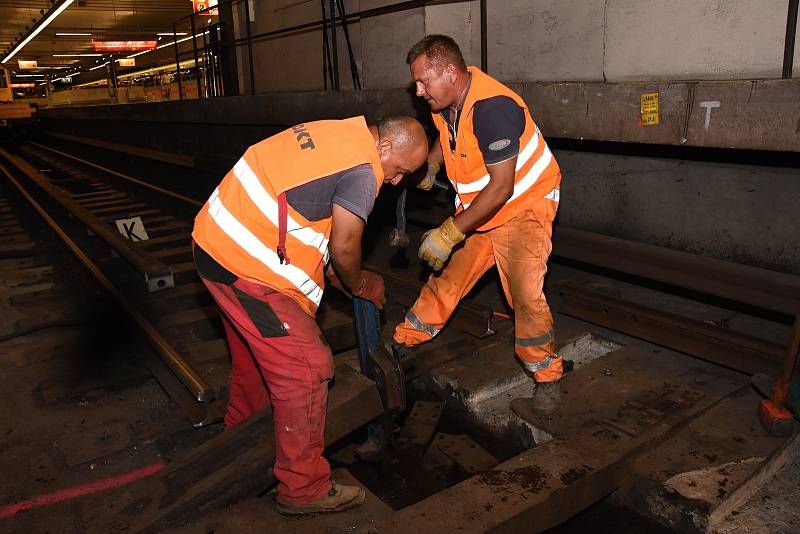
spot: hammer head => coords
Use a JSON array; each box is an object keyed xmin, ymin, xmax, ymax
[
  {"xmin": 758, "ymin": 398, "xmax": 795, "ymax": 437},
  {"xmin": 388, "ymin": 228, "xmax": 410, "ymax": 248}
]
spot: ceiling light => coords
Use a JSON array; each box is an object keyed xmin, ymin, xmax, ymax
[
  {"xmin": 157, "ymin": 32, "xmax": 187, "ymax": 36},
  {"xmin": 89, "ymin": 62, "xmax": 108, "ymax": 71},
  {"xmin": 13, "ymin": 74, "xmax": 45, "ymax": 77},
  {"xmin": 127, "ymin": 31, "xmax": 208, "ymax": 58},
  {"xmin": 56, "ymin": 32, "xmax": 92, "ymax": 36},
  {"xmin": 53, "ymin": 53, "xmax": 102, "ymax": 57},
  {"xmin": 2, "ymin": 0, "xmax": 75, "ymax": 64}
]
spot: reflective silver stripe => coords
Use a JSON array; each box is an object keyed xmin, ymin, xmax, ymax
[
  {"xmin": 456, "ymin": 129, "xmax": 541, "ymax": 194},
  {"xmin": 544, "ymin": 187, "xmax": 560, "ymax": 202},
  {"xmin": 232, "ymin": 157, "xmax": 330, "ymax": 262},
  {"xmin": 515, "ymin": 330, "xmax": 554, "ymax": 348},
  {"xmin": 454, "ymin": 128, "xmax": 553, "ymax": 210},
  {"xmin": 206, "ymin": 188, "xmax": 324, "ymax": 306},
  {"xmin": 521, "ymin": 355, "xmax": 553, "ymax": 373},
  {"xmin": 405, "ymin": 309, "xmax": 440, "ymax": 338},
  {"xmin": 507, "ymin": 142, "xmax": 553, "ymax": 203}
]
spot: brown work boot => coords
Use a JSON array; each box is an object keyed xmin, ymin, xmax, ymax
[
  {"xmin": 532, "ymin": 379, "xmax": 562, "ymax": 415},
  {"xmin": 276, "ymin": 481, "xmax": 366, "ymax": 515}
]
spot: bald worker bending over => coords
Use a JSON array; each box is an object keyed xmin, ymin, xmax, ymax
[{"xmin": 192, "ymin": 116, "xmax": 427, "ymax": 515}]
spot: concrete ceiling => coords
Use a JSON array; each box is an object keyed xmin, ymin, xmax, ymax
[{"xmin": 1, "ymin": 0, "xmax": 194, "ymax": 75}]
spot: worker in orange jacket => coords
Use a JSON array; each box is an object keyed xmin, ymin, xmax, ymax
[
  {"xmin": 192, "ymin": 116, "xmax": 427, "ymax": 515},
  {"xmin": 392, "ymin": 35, "xmax": 563, "ymax": 414}
]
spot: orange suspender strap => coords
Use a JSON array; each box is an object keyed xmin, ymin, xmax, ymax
[{"xmin": 277, "ymin": 191, "xmax": 291, "ymax": 265}]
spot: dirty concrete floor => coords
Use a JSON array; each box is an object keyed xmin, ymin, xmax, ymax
[
  {"xmin": 711, "ymin": 438, "xmax": 800, "ymax": 533},
  {"xmin": 0, "ymin": 185, "xmax": 218, "ymax": 533},
  {"xmin": 2, "ymin": 178, "xmax": 798, "ymax": 533}
]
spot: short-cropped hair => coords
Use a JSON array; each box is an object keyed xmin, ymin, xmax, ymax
[{"xmin": 406, "ymin": 34, "xmax": 466, "ymax": 72}]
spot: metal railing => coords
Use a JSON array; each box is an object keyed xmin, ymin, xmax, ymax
[{"xmin": 171, "ymin": 0, "xmax": 489, "ymax": 99}]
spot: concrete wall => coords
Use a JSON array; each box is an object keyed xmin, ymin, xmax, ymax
[
  {"xmin": 37, "ymin": 90, "xmax": 800, "ymax": 274},
  {"xmin": 557, "ymin": 150, "xmax": 800, "ymax": 274},
  {"xmin": 487, "ymin": 0, "xmax": 606, "ymax": 82},
  {"xmin": 235, "ymin": 0, "xmax": 799, "ymax": 94},
  {"xmin": 604, "ymin": 1, "xmax": 789, "ymax": 81}
]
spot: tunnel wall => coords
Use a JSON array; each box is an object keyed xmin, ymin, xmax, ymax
[
  {"xmin": 36, "ymin": 89, "xmax": 800, "ymax": 275},
  {"xmin": 231, "ymin": 0, "xmax": 798, "ymax": 95}
]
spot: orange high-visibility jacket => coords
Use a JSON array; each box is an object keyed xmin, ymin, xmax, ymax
[
  {"xmin": 192, "ymin": 116, "xmax": 384, "ymax": 316},
  {"xmin": 432, "ymin": 67, "xmax": 561, "ymax": 231}
]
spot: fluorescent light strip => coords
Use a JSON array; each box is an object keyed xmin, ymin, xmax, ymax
[
  {"xmin": 2, "ymin": 0, "xmax": 75, "ymax": 64},
  {"xmin": 53, "ymin": 53, "xmax": 102, "ymax": 57},
  {"xmin": 14, "ymin": 74, "xmax": 45, "ymax": 77},
  {"xmin": 89, "ymin": 62, "xmax": 108, "ymax": 71},
  {"xmin": 56, "ymin": 32, "xmax": 91, "ymax": 36},
  {"xmin": 127, "ymin": 31, "xmax": 209, "ymax": 58},
  {"xmin": 157, "ymin": 32, "xmax": 188, "ymax": 36}
]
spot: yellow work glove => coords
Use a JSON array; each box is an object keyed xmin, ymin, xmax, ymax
[
  {"xmin": 417, "ymin": 160, "xmax": 440, "ymax": 191},
  {"xmin": 419, "ymin": 217, "xmax": 465, "ymax": 271}
]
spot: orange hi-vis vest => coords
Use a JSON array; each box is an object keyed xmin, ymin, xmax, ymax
[
  {"xmin": 431, "ymin": 67, "xmax": 561, "ymax": 231},
  {"xmin": 192, "ymin": 116, "xmax": 384, "ymax": 316}
]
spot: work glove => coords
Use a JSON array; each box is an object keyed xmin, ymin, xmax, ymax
[
  {"xmin": 419, "ymin": 217, "xmax": 465, "ymax": 271},
  {"xmin": 417, "ymin": 160, "xmax": 440, "ymax": 191},
  {"xmin": 351, "ymin": 270, "xmax": 386, "ymax": 309}
]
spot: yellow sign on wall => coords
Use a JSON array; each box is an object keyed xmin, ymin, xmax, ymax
[{"xmin": 640, "ymin": 92, "xmax": 660, "ymax": 126}]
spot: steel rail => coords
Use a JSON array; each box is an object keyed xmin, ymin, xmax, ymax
[
  {"xmin": 1, "ymin": 148, "xmax": 175, "ymax": 292},
  {"xmin": 28, "ymin": 142, "xmax": 204, "ymax": 207},
  {"xmin": 559, "ymin": 279, "xmax": 784, "ymax": 377},
  {"xmin": 553, "ymin": 226, "xmax": 800, "ymax": 317},
  {"xmin": 0, "ymin": 160, "xmax": 215, "ymax": 405}
]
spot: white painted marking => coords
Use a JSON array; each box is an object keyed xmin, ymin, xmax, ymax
[
  {"xmin": 115, "ymin": 216, "xmax": 149, "ymax": 242},
  {"xmin": 699, "ymin": 100, "xmax": 721, "ymax": 130}
]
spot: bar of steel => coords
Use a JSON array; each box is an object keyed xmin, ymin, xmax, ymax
[
  {"xmin": 0, "ymin": 160, "xmax": 215, "ymax": 414},
  {"xmin": 0, "ymin": 148, "xmax": 175, "ymax": 292},
  {"xmin": 558, "ymin": 279, "xmax": 785, "ymax": 377},
  {"xmin": 553, "ymin": 227, "xmax": 800, "ymax": 317}
]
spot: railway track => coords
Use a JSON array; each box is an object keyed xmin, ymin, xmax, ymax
[
  {"xmin": 0, "ymin": 141, "xmax": 500, "ymax": 429},
  {"xmin": 3, "ymin": 138, "xmax": 794, "ymax": 533}
]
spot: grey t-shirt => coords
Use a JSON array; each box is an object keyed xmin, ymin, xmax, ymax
[{"xmin": 285, "ymin": 163, "xmax": 377, "ymax": 222}]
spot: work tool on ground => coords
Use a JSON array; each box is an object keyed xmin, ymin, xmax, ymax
[
  {"xmin": 353, "ymin": 297, "xmax": 405, "ymax": 415},
  {"xmin": 757, "ymin": 308, "xmax": 800, "ymax": 436},
  {"xmin": 352, "ymin": 297, "xmax": 406, "ymax": 461}
]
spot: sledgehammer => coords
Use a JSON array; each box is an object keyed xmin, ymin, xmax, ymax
[
  {"xmin": 388, "ymin": 179, "xmax": 450, "ymax": 248},
  {"xmin": 757, "ymin": 308, "xmax": 800, "ymax": 436}
]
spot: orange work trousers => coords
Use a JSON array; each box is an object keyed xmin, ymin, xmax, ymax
[{"xmin": 394, "ymin": 197, "xmax": 562, "ymax": 382}]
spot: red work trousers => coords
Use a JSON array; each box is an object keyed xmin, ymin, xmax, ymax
[
  {"xmin": 394, "ymin": 197, "xmax": 562, "ymax": 382},
  {"xmin": 200, "ymin": 275, "xmax": 334, "ymax": 505}
]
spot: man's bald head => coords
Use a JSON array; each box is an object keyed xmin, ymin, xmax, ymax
[
  {"xmin": 375, "ymin": 116, "xmax": 429, "ymax": 185},
  {"xmin": 378, "ymin": 116, "xmax": 427, "ymax": 156}
]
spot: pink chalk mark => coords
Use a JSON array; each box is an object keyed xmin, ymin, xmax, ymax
[{"xmin": 0, "ymin": 461, "xmax": 165, "ymax": 518}]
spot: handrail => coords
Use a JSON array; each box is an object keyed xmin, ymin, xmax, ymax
[{"xmin": 172, "ymin": 0, "xmax": 486, "ymax": 97}]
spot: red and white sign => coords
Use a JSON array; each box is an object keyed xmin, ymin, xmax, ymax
[
  {"xmin": 93, "ymin": 40, "xmax": 157, "ymax": 52},
  {"xmin": 192, "ymin": 0, "xmax": 218, "ymax": 15},
  {"xmin": 11, "ymin": 83, "xmax": 36, "ymax": 88}
]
